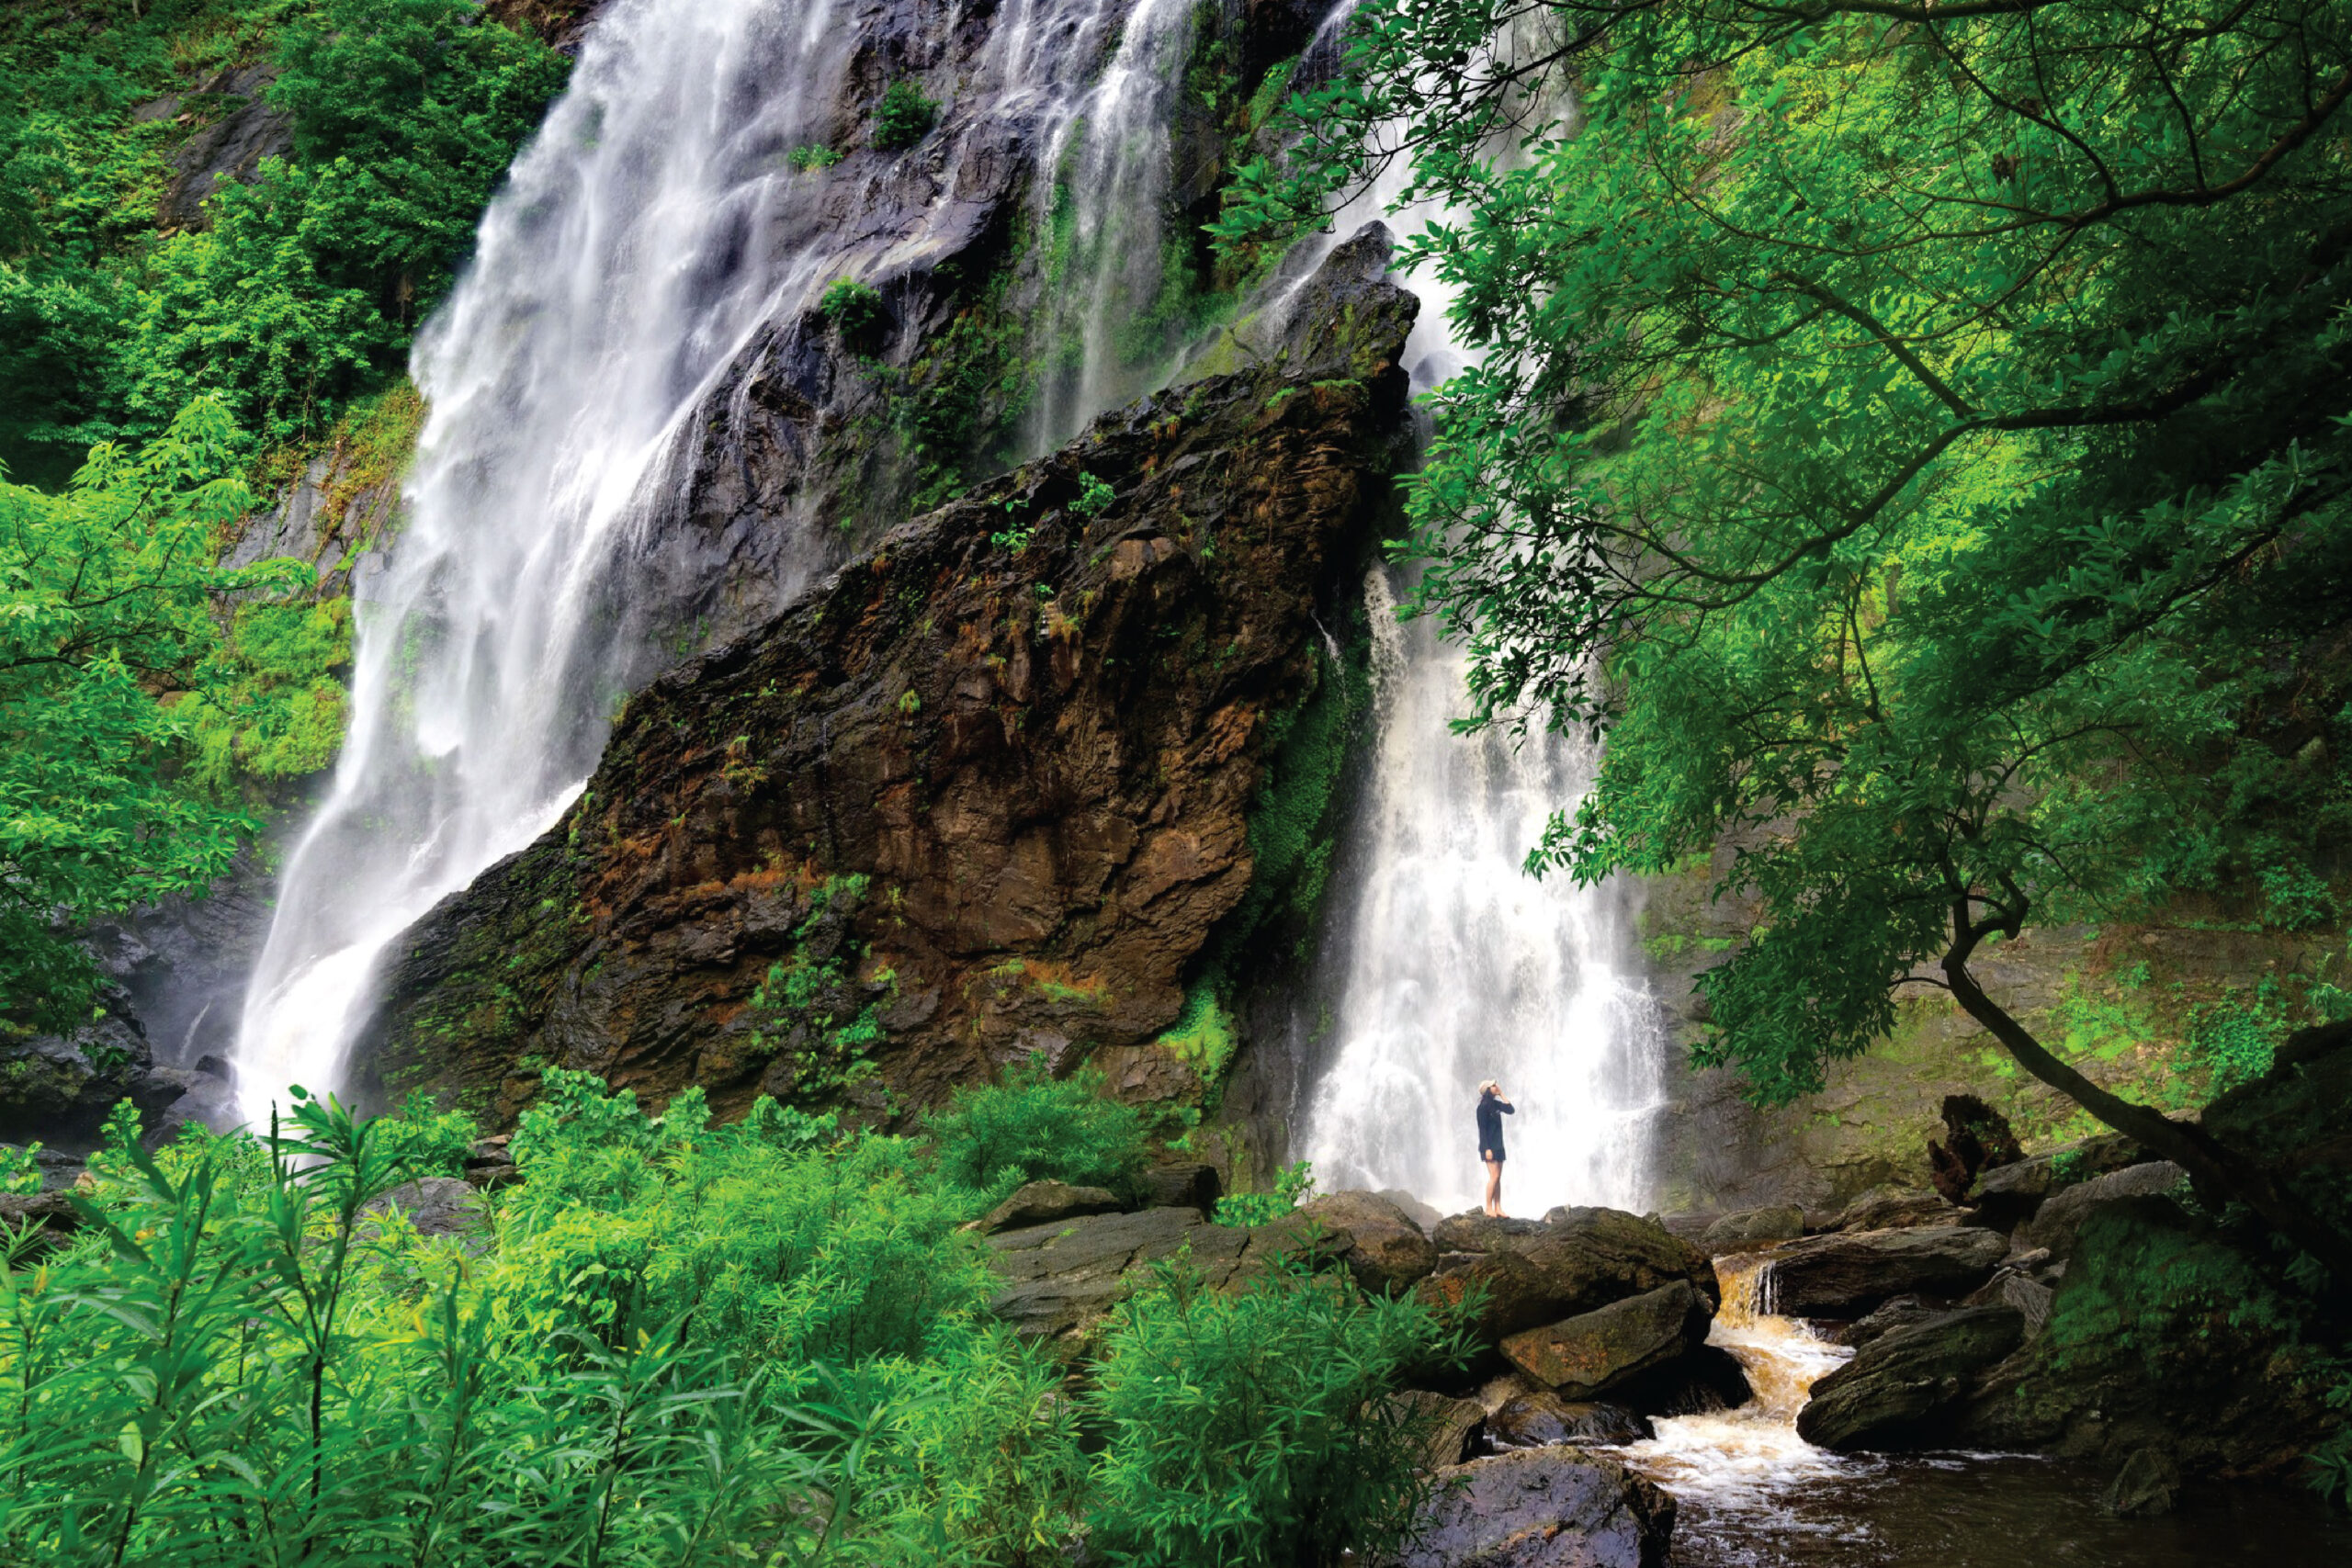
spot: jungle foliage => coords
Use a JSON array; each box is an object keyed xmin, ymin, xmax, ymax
[
  {"xmin": 1225, "ymin": 0, "xmax": 2352, "ymax": 1278},
  {"xmin": 0, "ymin": 2, "xmax": 568, "ymax": 1024},
  {"xmin": 0, "ymin": 400, "xmax": 308, "ymax": 1034},
  {"xmin": 0, "ymin": 0, "xmax": 567, "ymax": 474},
  {"xmin": 0, "ymin": 1071, "xmax": 1454, "ymax": 1565}
]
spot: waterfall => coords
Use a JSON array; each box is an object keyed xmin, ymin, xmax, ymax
[
  {"xmin": 1285, "ymin": 12, "xmax": 1668, "ymax": 1218},
  {"xmin": 1295, "ymin": 586, "xmax": 1669, "ymax": 1216},
  {"xmin": 1026, "ymin": 0, "xmax": 1198, "ymax": 449},
  {"xmin": 232, "ymin": 0, "xmax": 857, "ymax": 1122}
]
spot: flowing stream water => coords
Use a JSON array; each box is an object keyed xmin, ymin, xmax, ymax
[{"xmin": 1617, "ymin": 1257, "xmax": 2351, "ymax": 1564}]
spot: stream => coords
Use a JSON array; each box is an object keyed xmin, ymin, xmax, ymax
[{"xmin": 1614, "ymin": 1258, "xmax": 2351, "ymax": 1565}]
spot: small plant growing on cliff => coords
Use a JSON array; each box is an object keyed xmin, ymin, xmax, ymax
[
  {"xmin": 1070, "ymin": 471, "xmax": 1115, "ymax": 520},
  {"xmin": 819, "ymin": 276, "xmax": 886, "ymax": 336},
  {"xmin": 989, "ymin": 496, "xmax": 1034, "ymax": 554},
  {"xmin": 787, "ymin": 142, "xmax": 842, "ymax": 171},
  {"xmin": 871, "ymin": 79, "xmax": 938, "ymax": 151}
]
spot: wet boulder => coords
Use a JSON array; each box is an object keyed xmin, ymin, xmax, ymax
[
  {"xmin": 2016, "ymin": 1162, "xmax": 2187, "ymax": 1262},
  {"xmin": 1759, "ymin": 1224, "xmax": 2007, "ymax": 1318},
  {"xmin": 1794, "ymin": 1304, "xmax": 2025, "ymax": 1450},
  {"xmin": 1430, "ymin": 1206, "xmax": 1717, "ymax": 1316},
  {"xmin": 1966, "ymin": 1133, "xmax": 2147, "ymax": 1230},
  {"xmin": 985, "ymin": 1206, "xmax": 1351, "ymax": 1346},
  {"xmin": 1383, "ymin": 1389, "xmax": 1487, "ymax": 1471},
  {"xmin": 1835, "ymin": 1185, "xmax": 1959, "ymax": 1233},
  {"xmin": 1826, "ymin": 1294, "xmax": 1941, "ymax": 1349},
  {"xmin": 1396, "ymin": 1449, "xmax": 1676, "ymax": 1568},
  {"xmin": 2102, "ymin": 1448, "xmax": 2180, "ymax": 1517},
  {"xmin": 1499, "ymin": 1281, "xmax": 1711, "ymax": 1403},
  {"xmin": 1137, "ymin": 1162, "xmax": 1220, "ymax": 1214},
  {"xmin": 1700, "ymin": 1205, "xmax": 1805, "ymax": 1253},
  {"xmin": 1418, "ymin": 1247, "xmax": 1570, "ymax": 1344},
  {"xmin": 980, "ymin": 1180, "xmax": 1125, "ymax": 1235},
  {"xmin": 0, "ymin": 1190, "xmax": 82, "ymax": 1255},
  {"xmin": 1302, "ymin": 1189, "xmax": 1438, "ymax": 1294},
  {"xmin": 1482, "ymin": 1391, "xmax": 1655, "ymax": 1452}
]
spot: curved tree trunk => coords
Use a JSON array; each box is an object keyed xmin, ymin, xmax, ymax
[{"xmin": 1939, "ymin": 936, "xmax": 2352, "ymax": 1302}]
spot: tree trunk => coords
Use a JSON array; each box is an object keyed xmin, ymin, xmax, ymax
[{"xmin": 1941, "ymin": 946, "xmax": 2352, "ymax": 1301}]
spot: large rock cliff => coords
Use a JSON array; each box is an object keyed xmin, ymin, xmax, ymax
[{"xmin": 350, "ymin": 246, "xmax": 1414, "ymax": 1125}]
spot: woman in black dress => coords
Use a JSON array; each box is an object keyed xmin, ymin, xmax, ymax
[{"xmin": 1476, "ymin": 1080, "xmax": 1514, "ymax": 1217}]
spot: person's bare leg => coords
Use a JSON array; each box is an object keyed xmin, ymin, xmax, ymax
[{"xmin": 1484, "ymin": 1156, "xmax": 1503, "ymax": 1217}]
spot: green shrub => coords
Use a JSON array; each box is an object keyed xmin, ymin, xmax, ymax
[
  {"xmin": 1085, "ymin": 1259, "xmax": 1463, "ymax": 1568},
  {"xmin": 0, "ymin": 1143, "xmax": 40, "ymax": 1197},
  {"xmin": 1214, "ymin": 1158, "xmax": 1315, "ymax": 1227},
  {"xmin": 865, "ymin": 1325, "xmax": 1089, "ymax": 1563},
  {"xmin": 789, "ymin": 142, "xmax": 843, "ymax": 171},
  {"xmin": 871, "ymin": 80, "xmax": 939, "ymax": 151},
  {"xmin": 372, "ymin": 1089, "xmax": 479, "ymax": 1177},
  {"xmin": 820, "ymin": 276, "xmax": 888, "ymax": 336},
  {"xmin": 925, "ymin": 1055, "xmax": 1148, "ymax": 1202}
]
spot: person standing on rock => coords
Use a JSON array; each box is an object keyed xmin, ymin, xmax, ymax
[{"xmin": 1476, "ymin": 1080, "xmax": 1514, "ymax": 1217}]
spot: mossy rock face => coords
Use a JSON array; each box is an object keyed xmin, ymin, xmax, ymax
[
  {"xmin": 354, "ymin": 251, "xmax": 1418, "ymax": 1130},
  {"xmin": 1956, "ymin": 1193, "xmax": 2342, "ymax": 1476}
]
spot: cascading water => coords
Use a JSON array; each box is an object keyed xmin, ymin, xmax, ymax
[
  {"xmin": 1295, "ymin": 583, "xmax": 1669, "ymax": 1215},
  {"xmin": 232, "ymin": 0, "xmax": 1175, "ymax": 1121},
  {"xmin": 233, "ymin": 0, "xmax": 859, "ymax": 1122},
  {"xmin": 1283, "ymin": 16, "xmax": 1668, "ymax": 1217},
  {"xmin": 1026, "ymin": 0, "xmax": 1198, "ymax": 449}
]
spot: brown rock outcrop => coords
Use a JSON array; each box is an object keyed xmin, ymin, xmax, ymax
[{"xmin": 351, "ymin": 285, "xmax": 1413, "ymax": 1125}]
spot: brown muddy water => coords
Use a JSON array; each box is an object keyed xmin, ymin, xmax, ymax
[{"xmin": 1611, "ymin": 1256, "xmax": 2352, "ymax": 1566}]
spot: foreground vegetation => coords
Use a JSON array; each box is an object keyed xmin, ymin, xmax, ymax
[{"xmin": 0, "ymin": 1068, "xmax": 1455, "ymax": 1565}]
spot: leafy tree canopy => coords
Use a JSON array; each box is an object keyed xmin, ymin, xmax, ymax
[
  {"xmin": 1225, "ymin": 0, "xmax": 2352, "ymax": 1270},
  {"xmin": 0, "ymin": 398, "xmax": 307, "ymax": 1033}
]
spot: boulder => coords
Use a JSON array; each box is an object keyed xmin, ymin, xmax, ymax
[
  {"xmin": 1499, "ymin": 1281, "xmax": 1709, "ymax": 1402},
  {"xmin": 1835, "ymin": 1185, "xmax": 1959, "ymax": 1233},
  {"xmin": 1383, "ymin": 1389, "xmax": 1487, "ymax": 1471},
  {"xmin": 2017, "ymin": 1162, "xmax": 2187, "ymax": 1262},
  {"xmin": 1137, "ymin": 1162, "xmax": 1220, "ymax": 1214},
  {"xmin": 1418, "ymin": 1247, "xmax": 1567, "ymax": 1344},
  {"xmin": 1302, "ymin": 1190, "xmax": 1437, "ymax": 1294},
  {"xmin": 1482, "ymin": 1391, "xmax": 1655, "ymax": 1452},
  {"xmin": 0, "ymin": 1190, "xmax": 81, "ymax": 1254},
  {"xmin": 1966, "ymin": 1133, "xmax": 2146, "ymax": 1229},
  {"xmin": 980, "ymin": 1180, "xmax": 1124, "ymax": 1235},
  {"xmin": 2101, "ymin": 1447, "xmax": 2180, "ymax": 1517},
  {"xmin": 1759, "ymin": 1224, "xmax": 2007, "ymax": 1317},
  {"xmin": 1433, "ymin": 1213, "xmax": 1553, "ymax": 1253},
  {"xmin": 1379, "ymin": 1188, "xmax": 1444, "ymax": 1231},
  {"xmin": 1828, "ymin": 1294, "xmax": 1940, "ymax": 1349},
  {"xmin": 1700, "ymin": 1205, "xmax": 1805, "ymax": 1253},
  {"xmin": 985, "ymin": 1206, "xmax": 1349, "ymax": 1344},
  {"xmin": 1634, "ymin": 1345, "xmax": 1754, "ymax": 1416},
  {"xmin": 1396, "ymin": 1449, "xmax": 1675, "ymax": 1568},
  {"xmin": 1794, "ymin": 1305, "xmax": 2024, "ymax": 1450}
]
